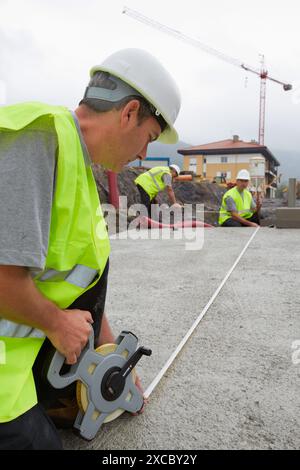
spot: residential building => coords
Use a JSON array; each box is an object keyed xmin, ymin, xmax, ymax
[{"xmin": 178, "ymin": 135, "xmax": 280, "ymax": 198}]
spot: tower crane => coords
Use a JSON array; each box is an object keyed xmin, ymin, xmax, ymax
[{"xmin": 123, "ymin": 6, "xmax": 292, "ymax": 145}]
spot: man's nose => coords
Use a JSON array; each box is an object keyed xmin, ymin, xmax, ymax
[{"xmin": 137, "ymin": 143, "xmax": 148, "ymax": 161}]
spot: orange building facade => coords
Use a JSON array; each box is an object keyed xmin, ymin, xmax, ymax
[{"xmin": 178, "ymin": 136, "xmax": 280, "ymax": 198}]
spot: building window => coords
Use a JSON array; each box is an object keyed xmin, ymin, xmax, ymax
[
  {"xmin": 189, "ymin": 158, "xmax": 197, "ymax": 174},
  {"xmin": 216, "ymin": 171, "xmax": 231, "ymax": 181},
  {"xmin": 221, "ymin": 156, "xmax": 228, "ymax": 163}
]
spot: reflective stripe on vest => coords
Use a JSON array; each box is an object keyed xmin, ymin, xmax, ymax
[
  {"xmin": 134, "ymin": 166, "xmax": 172, "ymax": 200},
  {"xmin": 0, "ymin": 102, "xmax": 110, "ymax": 423},
  {"xmin": 218, "ymin": 186, "xmax": 253, "ymax": 226},
  {"xmin": 38, "ymin": 264, "xmax": 98, "ymax": 288}
]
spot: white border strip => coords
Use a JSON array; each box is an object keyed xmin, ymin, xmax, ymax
[{"xmin": 144, "ymin": 227, "xmax": 260, "ymax": 399}]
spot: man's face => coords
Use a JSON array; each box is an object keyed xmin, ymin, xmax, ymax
[
  {"xmin": 96, "ymin": 100, "xmax": 162, "ymax": 173},
  {"xmin": 236, "ymin": 179, "xmax": 249, "ymax": 191},
  {"xmin": 115, "ymin": 115, "xmax": 162, "ymax": 172}
]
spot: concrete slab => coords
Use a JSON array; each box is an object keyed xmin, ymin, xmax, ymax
[
  {"xmin": 62, "ymin": 228, "xmax": 300, "ymax": 450},
  {"xmin": 276, "ymin": 208, "xmax": 300, "ymax": 228}
]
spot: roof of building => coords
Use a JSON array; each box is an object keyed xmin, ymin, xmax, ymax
[{"xmin": 178, "ymin": 137, "xmax": 280, "ymax": 166}]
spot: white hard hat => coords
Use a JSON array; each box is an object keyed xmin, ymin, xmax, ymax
[
  {"xmin": 89, "ymin": 49, "xmax": 181, "ymax": 144},
  {"xmin": 169, "ymin": 164, "xmax": 180, "ymax": 176},
  {"xmin": 237, "ymin": 169, "xmax": 250, "ymax": 180}
]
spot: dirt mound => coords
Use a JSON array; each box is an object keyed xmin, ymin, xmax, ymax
[
  {"xmin": 92, "ymin": 165, "xmax": 225, "ymax": 221},
  {"xmin": 93, "ymin": 166, "xmax": 290, "ymax": 226}
]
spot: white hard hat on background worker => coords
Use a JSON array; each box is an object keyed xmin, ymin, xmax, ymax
[
  {"xmin": 169, "ymin": 164, "xmax": 181, "ymax": 176},
  {"xmin": 237, "ymin": 169, "xmax": 251, "ymax": 180},
  {"xmin": 88, "ymin": 48, "xmax": 181, "ymax": 144}
]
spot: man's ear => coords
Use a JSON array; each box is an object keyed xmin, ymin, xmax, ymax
[{"xmin": 120, "ymin": 99, "xmax": 141, "ymax": 130}]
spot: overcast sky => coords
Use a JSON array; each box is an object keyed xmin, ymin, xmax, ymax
[{"xmin": 1, "ymin": 0, "xmax": 299, "ymax": 154}]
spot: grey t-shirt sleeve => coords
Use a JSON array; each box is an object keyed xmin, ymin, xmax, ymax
[
  {"xmin": 0, "ymin": 119, "xmax": 57, "ymax": 271},
  {"xmin": 225, "ymin": 194, "xmax": 256, "ymax": 212},
  {"xmin": 225, "ymin": 196, "xmax": 237, "ymax": 212},
  {"xmin": 162, "ymin": 173, "xmax": 172, "ymax": 187},
  {"xmin": 251, "ymin": 196, "xmax": 256, "ymax": 210}
]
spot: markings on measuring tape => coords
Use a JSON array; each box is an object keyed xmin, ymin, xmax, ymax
[{"xmin": 144, "ymin": 227, "xmax": 260, "ymax": 399}]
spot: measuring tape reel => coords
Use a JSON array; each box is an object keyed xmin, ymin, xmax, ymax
[{"xmin": 47, "ymin": 330, "xmax": 152, "ymax": 440}]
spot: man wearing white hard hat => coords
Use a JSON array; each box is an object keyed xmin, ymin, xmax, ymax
[
  {"xmin": 219, "ymin": 169, "xmax": 261, "ymax": 227},
  {"xmin": 134, "ymin": 164, "xmax": 181, "ymax": 216},
  {"xmin": 0, "ymin": 48, "xmax": 181, "ymax": 449}
]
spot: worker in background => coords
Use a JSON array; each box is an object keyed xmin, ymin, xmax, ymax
[
  {"xmin": 218, "ymin": 169, "xmax": 261, "ymax": 227},
  {"xmin": 0, "ymin": 48, "xmax": 181, "ymax": 450},
  {"xmin": 134, "ymin": 164, "xmax": 182, "ymax": 216}
]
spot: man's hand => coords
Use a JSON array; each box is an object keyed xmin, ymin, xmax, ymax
[
  {"xmin": 45, "ymin": 309, "xmax": 94, "ymax": 365},
  {"xmin": 166, "ymin": 186, "xmax": 177, "ymax": 206},
  {"xmin": 231, "ymin": 212, "xmax": 258, "ymax": 227},
  {"xmin": 172, "ymin": 202, "xmax": 183, "ymax": 209},
  {"xmin": 0, "ymin": 266, "xmax": 94, "ymax": 365},
  {"xmin": 131, "ymin": 375, "xmax": 148, "ymax": 416}
]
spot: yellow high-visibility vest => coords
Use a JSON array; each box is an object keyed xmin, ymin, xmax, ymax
[
  {"xmin": 135, "ymin": 166, "xmax": 172, "ymax": 200},
  {"xmin": 219, "ymin": 186, "xmax": 253, "ymax": 226},
  {"xmin": 0, "ymin": 102, "xmax": 110, "ymax": 422}
]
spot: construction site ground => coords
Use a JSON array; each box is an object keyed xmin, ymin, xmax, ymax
[{"xmin": 62, "ymin": 227, "xmax": 300, "ymax": 450}]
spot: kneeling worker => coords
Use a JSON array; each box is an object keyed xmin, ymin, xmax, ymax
[
  {"xmin": 219, "ymin": 169, "xmax": 261, "ymax": 227},
  {"xmin": 134, "ymin": 164, "xmax": 181, "ymax": 216}
]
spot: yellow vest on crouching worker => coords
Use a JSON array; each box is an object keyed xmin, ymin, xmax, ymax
[
  {"xmin": 134, "ymin": 166, "xmax": 172, "ymax": 200},
  {"xmin": 0, "ymin": 102, "xmax": 110, "ymax": 422},
  {"xmin": 219, "ymin": 186, "xmax": 254, "ymax": 226}
]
